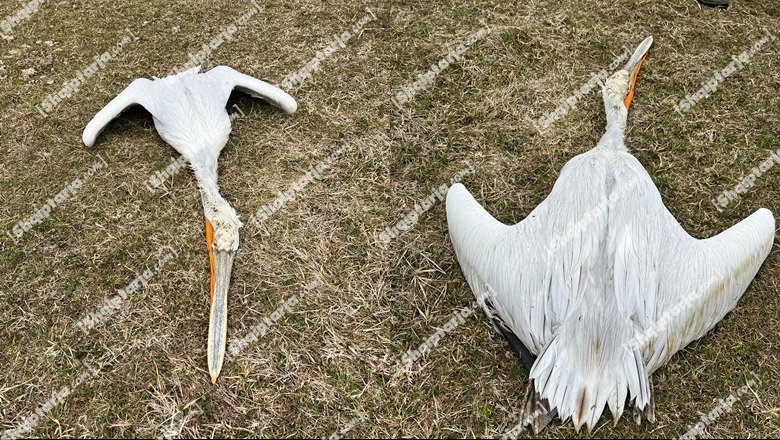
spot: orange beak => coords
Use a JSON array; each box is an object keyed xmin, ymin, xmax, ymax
[
  {"xmin": 205, "ymin": 218, "xmax": 215, "ymax": 303},
  {"xmin": 622, "ymin": 36, "xmax": 654, "ymax": 110},
  {"xmin": 624, "ymin": 55, "xmax": 646, "ymax": 110}
]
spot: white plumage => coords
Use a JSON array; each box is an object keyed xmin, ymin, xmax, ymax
[
  {"xmin": 446, "ymin": 36, "xmax": 774, "ymax": 432},
  {"xmin": 83, "ymin": 66, "xmax": 297, "ymax": 383}
]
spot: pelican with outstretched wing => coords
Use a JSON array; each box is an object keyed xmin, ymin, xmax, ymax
[
  {"xmin": 446, "ymin": 36, "xmax": 774, "ymax": 432},
  {"xmin": 83, "ymin": 66, "xmax": 297, "ymax": 383}
]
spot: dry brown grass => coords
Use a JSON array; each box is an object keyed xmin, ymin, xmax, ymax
[{"xmin": 1, "ymin": 0, "xmax": 779, "ymax": 438}]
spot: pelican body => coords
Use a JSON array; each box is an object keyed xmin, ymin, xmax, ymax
[
  {"xmin": 83, "ymin": 66, "xmax": 297, "ymax": 383},
  {"xmin": 446, "ymin": 37, "xmax": 774, "ymax": 432}
]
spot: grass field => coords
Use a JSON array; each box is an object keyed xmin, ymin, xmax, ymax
[{"xmin": 1, "ymin": 0, "xmax": 779, "ymax": 438}]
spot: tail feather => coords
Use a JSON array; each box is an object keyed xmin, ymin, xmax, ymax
[
  {"xmin": 529, "ymin": 330, "xmax": 653, "ymax": 432},
  {"xmin": 608, "ymin": 370, "xmax": 628, "ymax": 427}
]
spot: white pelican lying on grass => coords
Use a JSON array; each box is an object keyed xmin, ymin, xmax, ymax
[
  {"xmin": 446, "ymin": 36, "xmax": 774, "ymax": 432},
  {"xmin": 83, "ymin": 66, "xmax": 297, "ymax": 383}
]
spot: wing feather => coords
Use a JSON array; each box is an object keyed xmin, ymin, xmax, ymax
[
  {"xmin": 643, "ymin": 207, "xmax": 773, "ymax": 372},
  {"xmin": 446, "ymin": 149, "xmax": 774, "ymax": 429},
  {"xmin": 82, "ymin": 78, "xmax": 153, "ymax": 147},
  {"xmin": 608, "ymin": 155, "xmax": 774, "ymax": 373},
  {"xmin": 207, "ymin": 66, "xmax": 297, "ymax": 114},
  {"xmin": 445, "ymin": 152, "xmax": 611, "ymax": 354}
]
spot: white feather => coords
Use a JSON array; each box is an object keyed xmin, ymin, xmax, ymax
[
  {"xmin": 445, "ymin": 37, "xmax": 774, "ymax": 432},
  {"xmin": 81, "ymin": 65, "xmax": 297, "ymax": 383}
]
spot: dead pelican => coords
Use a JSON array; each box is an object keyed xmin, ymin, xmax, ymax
[
  {"xmin": 83, "ymin": 66, "xmax": 297, "ymax": 383},
  {"xmin": 446, "ymin": 36, "xmax": 774, "ymax": 432}
]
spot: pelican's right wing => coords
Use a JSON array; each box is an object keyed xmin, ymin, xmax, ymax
[
  {"xmin": 445, "ymin": 153, "xmax": 614, "ymax": 355},
  {"xmin": 446, "ymin": 183, "xmax": 543, "ymax": 351},
  {"xmin": 82, "ymin": 78, "xmax": 153, "ymax": 147},
  {"xmin": 207, "ymin": 66, "xmax": 298, "ymax": 114}
]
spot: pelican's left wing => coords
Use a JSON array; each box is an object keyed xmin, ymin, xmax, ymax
[
  {"xmin": 82, "ymin": 78, "xmax": 153, "ymax": 147},
  {"xmin": 207, "ymin": 66, "xmax": 298, "ymax": 114},
  {"xmin": 607, "ymin": 155, "xmax": 776, "ymax": 373}
]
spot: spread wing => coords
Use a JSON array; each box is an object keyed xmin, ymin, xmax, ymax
[
  {"xmin": 610, "ymin": 159, "xmax": 775, "ymax": 373},
  {"xmin": 445, "ymin": 150, "xmax": 774, "ymax": 431},
  {"xmin": 82, "ymin": 66, "xmax": 297, "ymax": 149},
  {"xmin": 206, "ymin": 66, "xmax": 298, "ymax": 114},
  {"xmin": 82, "ymin": 77, "xmax": 153, "ymax": 147},
  {"xmin": 445, "ymin": 151, "xmax": 615, "ymax": 355}
]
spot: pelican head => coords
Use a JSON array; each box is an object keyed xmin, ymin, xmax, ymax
[
  {"xmin": 203, "ymin": 196, "xmax": 242, "ymax": 383},
  {"xmin": 619, "ymin": 35, "xmax": 653, "ymax": 110},
  {"xmin": 600, "ymin": 36, "xmax": 653, "ymax": 145},
  {"xmin": 82, "ymin": 65, "xmax": 297, "ymax": 384}
]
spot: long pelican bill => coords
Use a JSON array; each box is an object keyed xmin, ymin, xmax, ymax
[
  {"xmin": 205, "ymin": 219, "xmax": 235, "ymax": 384},
  {"xmin": 622, "ymin": 36, "xmax": 653, "ymax": 109}
]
